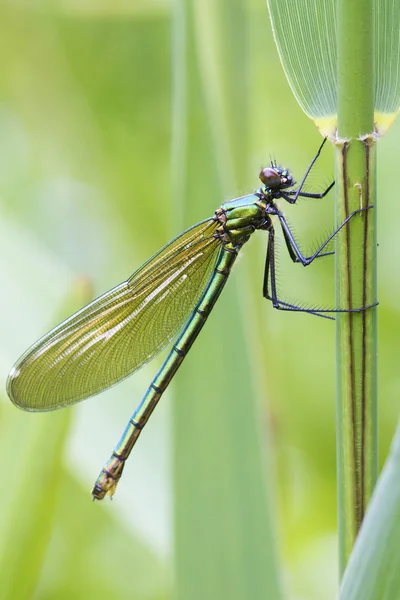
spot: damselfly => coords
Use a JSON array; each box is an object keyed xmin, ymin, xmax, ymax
[{"xmin": 6, "ymin": 139, "xmax": 373, "ymax": 499}]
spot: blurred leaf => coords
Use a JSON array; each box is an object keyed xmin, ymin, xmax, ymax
[
  {"xmin": 0, "ymin": 7, "xmax": 174, "ymax": 598},
  {"xmin": 339, "ymin": 419, "xmax": 400, "ymax": 599},
  {"xmin": 7, "ymin": 0, "xmax": 171, "ymax": 17},
  {"xmin": 37, "ymin": 471, "xmax": 170, "ymax": 600},
  {"xmin": 0, "ymin": 255, "xmax": 96, "ymax": 599},
  {"xmin": 172, "ymin": 1, "xmax": 283, "ymax": 599},
  {"xmin": 267, "ymin": 0, "xmax": 400, "ymax": 136},
  {"xmin": 374, "ymin": 0, "xmax": 400, "ymax": 133},
  {"xmin": 267, "ymin": 0, "xmax": 337, "ymax": 133},
  {"xmin": 0, "ymin": 403, "xmax": 71, "ymax": 600}
]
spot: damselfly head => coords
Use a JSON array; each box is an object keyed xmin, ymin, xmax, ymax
[{"xmin": 259, "ymin": 166, "xmax": 293, "ymax": 190}]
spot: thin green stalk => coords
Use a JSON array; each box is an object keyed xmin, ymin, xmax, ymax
[
  {"xmin": 336, "ymin": 0, "xmax": 378, "ymax": 575},
  {"xmin": 172, "ymin": 2, "xmax": 282, "ymax": 598}
]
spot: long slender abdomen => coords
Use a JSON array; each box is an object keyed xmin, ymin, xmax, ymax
[{"xmin": 92, "ymin": 245, "xmax": 239, "ymax": 499}]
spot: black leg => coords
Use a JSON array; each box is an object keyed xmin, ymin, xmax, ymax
[
  {"xmin": 263, "ymin": 210, "xmax": 378, "ymax": 317},
  {"xmin": 280, "ymin": 221, "xmax": 299, "ymax": 263},
  {"xmin": 283, "ymin": 180, "xmax": 334, "ymax": 201},
  {"xmin": 263, "ymin": 226, "xmax": 334, "ymax": 319},
  {"xmin": 279, "ymin": 216, "xmax": 335, "ymax": 264},
  {"xmin": 269, "ymin": 205, "xmax": 373, "ymax": 266},
  {"xmin": 271, "ymin": 298, "xmax": 378, "ymax": 317},
  {"xmin": 282, "ymin": 138, "xmax": 329, "ymax": 205},
  {"xmin": 263, "ymin": 227, "xmax": 274, "ymax": 300}
]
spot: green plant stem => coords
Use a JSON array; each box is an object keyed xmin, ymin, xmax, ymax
[
  {"xmin": 172, "ymin": 1, "xmax": 282, "ymax": 598},
  {"xmin": 336, "ymin": 0, "xmax": 378, "ymax": 575}
]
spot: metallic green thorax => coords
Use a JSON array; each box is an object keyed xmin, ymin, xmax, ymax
[{"xmin": 216, "ymin": 192, "xmax": 270, "ymax": 248}]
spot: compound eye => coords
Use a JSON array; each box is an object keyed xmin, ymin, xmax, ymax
[
  {"xmin": 284, "ymin": 174, "xmax": 293, "ymax": 185},
  {"xmin": 259, "ymin": 167, "xmax": 281, "ymax": 188}
]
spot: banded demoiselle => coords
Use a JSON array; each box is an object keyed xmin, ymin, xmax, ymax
[{"xmin": 6, "ymin": 139, "xmax": 372, "ymax": 500}]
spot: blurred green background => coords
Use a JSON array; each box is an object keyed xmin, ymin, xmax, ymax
[{"xmin": 0, "ymin": 2, "xmax": 400, "ymax": 599}]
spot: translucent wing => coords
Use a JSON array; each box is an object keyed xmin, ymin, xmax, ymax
[{"xmin": 7, "ymin": 219, "xmax": 221, "ymax": 411}]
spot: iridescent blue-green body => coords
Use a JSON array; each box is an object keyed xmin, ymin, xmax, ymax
[{"xmin": 6, "ymin": 162, "xmax": 300, "ymax": 499}]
